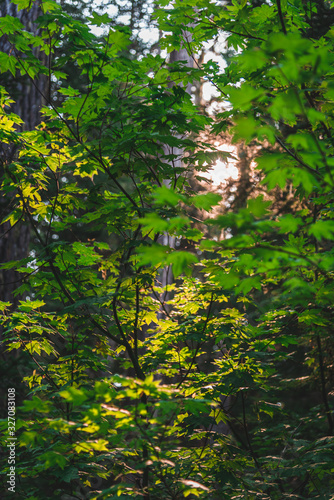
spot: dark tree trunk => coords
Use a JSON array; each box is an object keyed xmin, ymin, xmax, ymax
[{"xmin": 0, "ymin": 0, "xmax": 45, "ymax": 309}]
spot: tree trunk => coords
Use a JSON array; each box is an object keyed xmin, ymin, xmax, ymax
[
  {"xmin": 158, "ymin": 33, "xmax": 195, "ymax": 309},
  {"xmin": 0, "ymin": 0, "xmax": 45, "ymax": 309}
]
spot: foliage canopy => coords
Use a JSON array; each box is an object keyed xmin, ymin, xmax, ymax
[{"xmin": 0, "ymin": 0, "xmax": 334, "ymax": 499}]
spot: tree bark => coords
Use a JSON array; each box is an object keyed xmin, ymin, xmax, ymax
[
  {"xmin": 0, "ymin": 0, "xmax": 45, "ymax": 309},
  {"xmin": 158, "ymin": 32, "xmax": 195, "ymax": 307}
]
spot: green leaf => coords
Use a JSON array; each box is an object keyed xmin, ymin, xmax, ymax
[
  {"xmin": 166, "ymin": 251, "xmax": 198, "ymax": 277},
  {"xmin": 227, "ymin": 84, "xmax": 264, "ymax": 111},
  {"xmin": 59, "ymin": 387, "xmax": 88, "ymax": 406},
  {"xmin": 191, "ymin": 192, "xmax": 222, "ymax": 211},
  {"xmin": 18, "ymin": 300, "xmax": 45, "ymax": 312},
  {"xmin": 10, "ymin": 0, "xmax": 31, "ymax": 10},
  {"xmin": 247, "ymin": 196, "xmax": 271, "ymax": 217},
  {"xmin": 309, "ymin": 220, "xmax": 334, "ymax": 241},
  {"xmin": 41, "ymin": 0, "xmax": 61, "ymax": 12},
  {"xmin": 153, "ymin": 185, "xmax": 184, "ymax": 207},
  {"xmin": 276, "ymin": 214, "xmax": 303, "ymax": 233},
  {"xmin": 138, "ymin": 213, "xmax": 169, "ymax": 236},
  {"xmin": 39, "ymin": 451, "xmax": 68, "ymax": 470},
  {"xmin": 231, "ymin": 115, "xmax": 259, "ymax": 143},
  {"xmin": 137, "ymin": 243, "xmax": 169, "ymax": 267},
  {"xmin": 0, "ymin": 301, "xmax": 11, "ymax": 311},
  {"xmin": 74, "ymin": 439, "xmax": 109, "ymax": 454},
  {"xmin": 88, "ymin": 11, "xmax": 111, "ymax": 26},
  {"xmin": 22, "ymin": 396, "xmax": 50, "ymax": 413},
  {"xmin": 72, "ymin": 242, "xmax": 101, "ymax": 266}
]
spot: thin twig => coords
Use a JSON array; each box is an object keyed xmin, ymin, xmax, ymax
[{"xmin": 276, "ymin": 0, "xmax": 287, "ymax": 35}]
